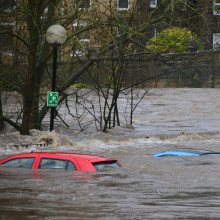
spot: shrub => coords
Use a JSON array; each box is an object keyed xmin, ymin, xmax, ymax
[{"xmin": 146, "ymin": 27, "xmax": 198, "ymax": 53}]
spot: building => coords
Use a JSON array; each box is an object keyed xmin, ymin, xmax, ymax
[{"xmin": 1, "ymin": 0, "xmax": 220, "ymax": 62}]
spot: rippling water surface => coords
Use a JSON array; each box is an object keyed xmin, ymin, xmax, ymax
[{"xmin": 1, "ymin": 88, "xmax": 220, "ymax": 219}]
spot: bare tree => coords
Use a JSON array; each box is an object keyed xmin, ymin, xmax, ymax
[{"xmin": 0, "ymin": 0, "xmax": 215, "ymax": 134}]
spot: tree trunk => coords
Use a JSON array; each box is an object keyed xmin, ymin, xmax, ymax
[
  {"xmin": 0, "ymin": 91, "xmax": 3, "ymax": 131},
  {"xmin": 21, "ymin": 0, "xmax": 41, "ymax": 135},
  {"xmin": 29, "ymin": 45, "xmax": 50, "ymax": 130},
  {"xmin": 29, "ymin": 2, "xmax": 56, "ymax": 130},
  {"xmin": 21, "ymin": 50, "xmax": 37, "ymax": 134}
]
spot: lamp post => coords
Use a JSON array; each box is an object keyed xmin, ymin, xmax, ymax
[{"xmin": 46, "ymin": 24, "xmax": 67, "ymax": 131}]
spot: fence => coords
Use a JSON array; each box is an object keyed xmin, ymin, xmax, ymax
[{"xmin": 70, "ymin": 50, "xmax": 220, "ymax": 88}]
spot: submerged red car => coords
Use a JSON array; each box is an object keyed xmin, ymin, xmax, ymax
[{"xmin": 0, "ymin": 152, "xmax": 121, "ymax": 172}]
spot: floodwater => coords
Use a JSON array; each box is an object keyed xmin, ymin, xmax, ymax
[{"xmin": 1, "ymin": 88, "xmax": 220, "ymax": 219}]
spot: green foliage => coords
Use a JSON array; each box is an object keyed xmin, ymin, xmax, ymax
[
  {"xmin": 146, "ymin": 27, "xmax": 196, "ymax": 53},
  {"xmin": 73, "ymin": 83, "xmax": 92, "ymax": 89}
]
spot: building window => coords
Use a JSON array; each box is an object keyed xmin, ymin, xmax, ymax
[
  {"xmin": 0, "ymin": 22, "xmax": 15, "ymax": 56},
  {"xmin": 181, "ymin": 0, "xmax": 187, "ymax": 11},
  {"xmin": 117, "ymin": 27, "xmax": 123, "ymax": 36},
  {"xmin": 117, "ymin": 24, "xmax": 127, "ymax": 36},
  {"xmin": 41, "ymin": 7, "xmax": 48, "ymax": 20},
  {"xmin": 154, "ymin": 28, "xmax": 157, "ymax": 39},
  {"xmin": 75, "ymin": 0, "xmax": 90, "ymax": 9},
  {"xmin": 150, "ymin": 0, "xmax": 157, "ymax": 8},
  {"xmin": 0, "ymin": 0, "xmax": 16, "ymax": 12},
  {"xmin": 145, "ymin": 27, "xmax": 157, "ymax": 40},
  {"xmin": 118, "ymin": 0, "xmax": 129, "ymax": 10},
  {"xmin": 71, "ymin": 23, "xmax": 90, "ymax": 57},
  {"xmin": 214, "ymin": 0, "xmax": 220, "ymax": 15},
  {"xmin": 72, "ymin": 39, "xmax": 90, "ymax": 57},
  {"xmin": 213, "ymin": 33, "xmax": 220, "ymax": 50}
]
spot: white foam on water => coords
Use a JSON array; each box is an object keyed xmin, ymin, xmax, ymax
[
  {"xmin": 2, "ymin": 128, "xmax": 220, "ymax": 155},
  {"xmin": 1, "ymin": 88, "xmax": 220, "ymax": 155}
]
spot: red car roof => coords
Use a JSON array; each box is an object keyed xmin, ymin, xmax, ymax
[{"xmin": 12, "ymin": 152, "xmax": 115, "ymax": 162}]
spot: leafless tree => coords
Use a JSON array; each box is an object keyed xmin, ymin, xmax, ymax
[{"xmin": 0, "ymin": 0, "xmax": 214, "ymax": 134}]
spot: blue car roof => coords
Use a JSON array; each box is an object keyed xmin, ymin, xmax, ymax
[{"xmin": 153, "ymin": 148, "xmax": 220, "ymax": 157}]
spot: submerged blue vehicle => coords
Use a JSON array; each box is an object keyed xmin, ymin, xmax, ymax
[{"xmin": 153, "ymin": 148, "xmax": 220, "ymax": 157}]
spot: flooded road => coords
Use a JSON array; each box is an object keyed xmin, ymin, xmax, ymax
[{"xmin": 1, "ymin": 88, "xmax": 220, "ymax": 219}]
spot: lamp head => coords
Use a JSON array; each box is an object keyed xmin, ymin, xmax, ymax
[{"xmin": 46, "ymin": 25, "xmax": 67, "ymax": 45}]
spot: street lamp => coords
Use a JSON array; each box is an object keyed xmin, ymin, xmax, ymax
[{"xmin": 46, "ymin": 24, "xmax": 67, "ymax": 131}]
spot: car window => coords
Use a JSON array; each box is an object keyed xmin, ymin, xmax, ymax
[
  {"xmin": 92, "ymin": 161, "xmax": 121, "ymax": 172},
  {"xmin": 0, "ymin": 157, "xmax": 35, "ymax": 168},
  {"xmin": 38, "ymin": 158, "xmax": 76, "ymax": 170},
  {"xmin": 66, "ymin": 161, "xmax": 76, "ymax": 170}
]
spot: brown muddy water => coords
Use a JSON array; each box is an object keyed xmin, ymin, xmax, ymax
[{"xmin": 1, "ymin": 88, "xmax": 220, "ymax": 219}]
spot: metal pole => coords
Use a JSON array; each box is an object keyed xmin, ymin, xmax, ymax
[{"xmin": 50, "ymin": 45, "xmax": 57, "ymax": 131}]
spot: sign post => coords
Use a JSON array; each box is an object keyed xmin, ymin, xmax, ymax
[{"xmin": 46, "ymin": 25, "xmax": 67, "ymax": 132}]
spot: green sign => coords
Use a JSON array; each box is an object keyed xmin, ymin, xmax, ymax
[{"xmin": 47, "ymin": 92, "xmax": 58, "ymax": 107}]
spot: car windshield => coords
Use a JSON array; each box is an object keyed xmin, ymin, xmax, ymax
[
  {"xmin": 0, "ymin": 157, "xmax": 35, "ymax": 168},
  {"xmin": 92, "ymin": 161, "xmax": 121, "ymax": 171}
]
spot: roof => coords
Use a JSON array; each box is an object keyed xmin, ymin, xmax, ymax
[
  {"xmin": 153, "ymin": 148, "xmax": 220, "ymax": 157},
  {"xmin": 13, "ymin": 152, "xmax": 114, "ymax": 162}
]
